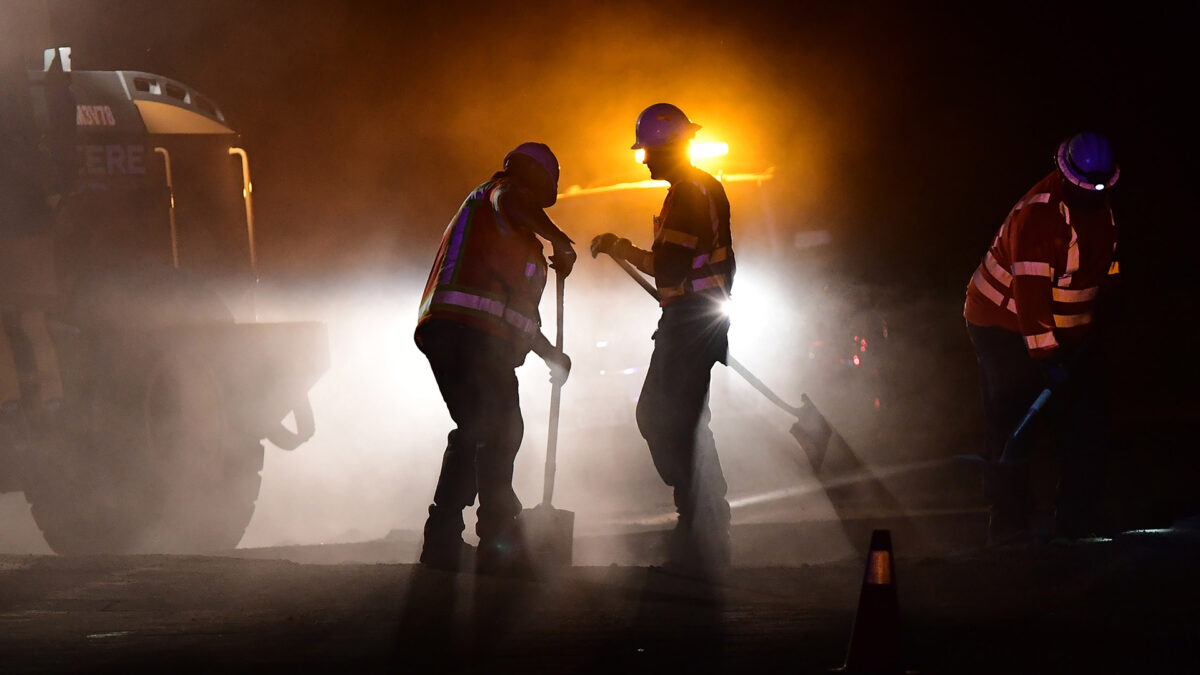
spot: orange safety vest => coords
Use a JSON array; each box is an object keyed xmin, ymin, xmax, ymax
[
  {"xmin": 417, "ymin": 176, "xmax": 547, "ymax": 351},
  {"xmin": 652, "ymin": 166, "xmax": 735, "ymax": 306},
  {"xmin": 964, "ymin": 171, "xmax": 1118, "ymax": 357}
]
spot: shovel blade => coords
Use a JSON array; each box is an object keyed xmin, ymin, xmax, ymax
[
  {"xmin": 791, "ymin": 394, "xmax": 835, "ymax": 473},
  {"xmin": 518, "ymin": 503, "xmax": 574, "ymax": 571}
]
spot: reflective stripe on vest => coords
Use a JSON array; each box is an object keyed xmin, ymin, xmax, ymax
[
  {"xmin": 1018, "ymin": 193, "xmax": 1051, "ymax": 210},
  {"xmin": 1057, "ymin": 201, "xmax": 1080, "ymax": 287},
  {"xmin": 425, "ymin": 289, "xmax": 539, "ymax": 337},
  {"xmin": 657, "ymin": 227, "xmax": 699, "ymax": 249},
  {"xmin": 691, "ymin": 274, "xmax": 727, "ymax": 293},
  {"xmin": 437, "ymin": 200, "xmax": 482, "ymax": 287},
  {"xmin": 692, "ymin": 246, "xmax": 730, "ymax": 270},
  {"xmin": 1013, "ymin": 261, "xmax": 1052, "ymax": 277},
  {"xmin": 984, "ymin": 251, "xmax": 1012, "ymax": 286},
  {"xmin": 972, "ymin": 268, "xmax": 1017, "ymax": 314},
  {"xmin": 1024, "ymin": 331, "xmax": 1058, "ymax": 350},
  {"xmin": 1054, "ymin": 312, "xmax": 1093, "ymax": 328},
  {"xmin": 1052, "ymin": 286, "xmax": 1099, "ymax": 302}
]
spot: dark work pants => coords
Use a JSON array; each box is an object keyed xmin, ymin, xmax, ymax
[
  {"xmin": 636, "ymin": 298, "xmax": 732, "ymax": 557},
  {"xmin": 416, "ymin": 320, "xmax": 524, "ymax": 544},
  {"xmin": 967, "ymin": 321, "xmax": 1108, "ymax": 536}
]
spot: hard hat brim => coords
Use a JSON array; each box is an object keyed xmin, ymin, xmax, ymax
[
  {"xmin": 630, "ymin": 122, "xmax": 701, "ymax": 151},
  {"xmin": 1056, "ymin": 140, "xmax": 1119, "ymax": 191}
]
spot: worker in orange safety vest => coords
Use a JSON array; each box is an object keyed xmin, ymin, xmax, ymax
[
  {"xmin": 591, "ymin": 103, "xmax": 736, "ymax": 576},
  {"xmin": 415, "ymin": 142, "xmax": 576, "ymax": 575},
  {"xmin": 964, "ymin": 131, "xmax": 1120, "ymax": 544}
]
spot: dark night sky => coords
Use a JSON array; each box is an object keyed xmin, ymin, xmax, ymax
[
  {"xmin": 39, "ymin": 1, "xmax": 1193, "ymax": 278},
  {"xmin": 32, "ymin": 1, "xmax": 1198, "ymax": 405}
]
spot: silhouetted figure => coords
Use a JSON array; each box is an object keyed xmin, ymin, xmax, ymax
[
  {"xmin": 964, "ymin": 131, "xmax": 1120, "ymax": 543},
  {"xmin": 415, "ymin": 143, "xmax": 576, "ymax": 576},
  {"xmin": 591, "ymin": 104, "xmax": 736, "ymax": 576}
]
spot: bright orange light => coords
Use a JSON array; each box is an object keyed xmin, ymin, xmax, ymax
[
  {"xmin": 556, "ymin": 167, "xmax": 773, "ymax": 200},
  {"xmin": 691, "ymin": 142, "xmax": 729, "ymax": 160},
  {"xmin": 632, "ymin": 141, "xmax": 729, "ymax": 166}
]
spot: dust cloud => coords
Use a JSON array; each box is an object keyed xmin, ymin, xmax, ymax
[
  {"xmin": 0, "ymin": 1, "xmax": 1002, "ymax": 561},
  {"xmin": 233, "ymin": 185, "xmax": 984, "ymax": 564}
]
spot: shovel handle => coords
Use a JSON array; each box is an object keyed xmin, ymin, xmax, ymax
[
  {"xmin": 607, "ymin": 252, "xmax": 804, "ymax": 419},
  {"xmin": 726, "ymin": 355, "xmax": 804, "ymax": 418},
  {"xmin": 609, "ymin": 255, "xmax": 661, "ymax": 300},
  {"xmin": 542, "ymin": 272, "xmax": 565, "ymax": 507}
]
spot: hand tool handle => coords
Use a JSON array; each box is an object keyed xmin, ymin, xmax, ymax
[
  {"xmin": 542, "ymin": 270, "xmax": 565, "ymax": 506},
  {"xmin": 610, "ymin": 255, "xmax": 661, "ymax": 300},
  {"xmin": 999, "ymin": 387, "xmax": 1051, "ymax": 465},
  {"xmin": 607, "ymin": 252, "xmax": 803, "ymax": 418}
]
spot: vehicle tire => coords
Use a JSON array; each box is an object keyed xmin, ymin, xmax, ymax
[
  {"xmin": 27, "ymin": 346, "xmax": 263, "ymax": 554},
  {"xmin": 25, "ymin": 269, "xmax": 264, "ymax": 554}
]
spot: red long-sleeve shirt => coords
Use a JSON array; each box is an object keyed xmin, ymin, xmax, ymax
[{"xmin": 964, "ymin": 171, "xmax": 1118, "ymax": 358}]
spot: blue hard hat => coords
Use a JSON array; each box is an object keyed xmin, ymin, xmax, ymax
[{"xmin": 1056, "ymin": 132, "xmax": 1119, "ymax": 191}]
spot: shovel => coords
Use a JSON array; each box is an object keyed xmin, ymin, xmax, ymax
[
  {"xmin": 603, "ymin": 253, "xmax": 843, "ymax": 473},
  {"xmin": 518, "ymin": 269, "xmax": 575, "ymax": 571},
  {"xmin": 953, "ymin": 337, "xmax": 1093, "ymax": 469}
]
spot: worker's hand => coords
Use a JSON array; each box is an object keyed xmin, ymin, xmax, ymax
[
  {"xmin": 549, "ymin": 245, "xmax": 577, "ymax": 278},
  {"xmin": 545, "ymin": 349, "xmax": 572, "ymax": 386},
  {"xmin": 590, "ymin": 233, "xmax": 623, "ymax": 259}
]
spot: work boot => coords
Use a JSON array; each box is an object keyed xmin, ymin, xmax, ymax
[
  {"xmin": 475, "ymin": 520, "xmax": 535, "ymax": 579},
  {"xmin": 419, "ymin": 536, "xmax": 475, "ymax": 572},
  {"xmin": 420, "ymin": 505, "xmax": 474, "ymax": 572}
]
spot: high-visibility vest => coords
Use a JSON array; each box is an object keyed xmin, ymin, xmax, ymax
[
  {"xmin": 652, "ymin": 166, "xmax": 735, "ymax": 306},
  {"xmin": 964, "ymin": 171, "xmax": 1118, "ymax": 357},
  {"xmin": 417, "ymin": 176, "xmax": 547, "ymax": 351}
]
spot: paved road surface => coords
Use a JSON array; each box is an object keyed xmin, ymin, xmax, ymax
[{"xmin": 1, "ymin": 523, "xmax": 1198, "ymax": 674}]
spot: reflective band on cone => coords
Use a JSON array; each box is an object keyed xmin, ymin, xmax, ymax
[
  {"xmin": 867, "ymin": 550, "xmax": 892, "ymax": 585},
  {"xmin": 838, "ymin": 529, "xmax": 907, "ymax": 674}
]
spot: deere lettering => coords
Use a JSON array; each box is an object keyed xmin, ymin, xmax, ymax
[
  {"xmin": 78, "ymin": 144, "xmax": 146, "ymax": 176},
  {"xmin": 75, "ymin": 104, "xmax": 117, "ymax": 127}
]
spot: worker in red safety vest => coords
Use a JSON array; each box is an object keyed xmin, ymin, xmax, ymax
[
  {"xmin": 591, "ymin": 103, "xmax": 736, "ymax": 576},
  {"xmin": 964, "ymin": 131, "xmax": 1120, "ymax": 544},
  {"xmin": 415, "ymin": 142, "xmax": 576, "ymax": 575}
]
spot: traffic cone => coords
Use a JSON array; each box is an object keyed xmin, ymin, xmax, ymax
[{"xmin": 836, "ymin": 529, "xmax": 906, "ymax": 674}]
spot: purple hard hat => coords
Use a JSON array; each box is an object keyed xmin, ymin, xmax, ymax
[
  {"xmin": 1056, "ymin": 132, "xmax": 1119, "ymax": 191},
  {"xmin": 631, "ymin": 103, "xmax": 701, "ymax": 150},
  {"xmin": 504, "ymin": 142, "xmax": 559, "ymax": 189}
]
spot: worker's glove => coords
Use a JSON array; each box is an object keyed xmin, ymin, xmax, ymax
[
  {"xmin": 549, "ymin": 245, "xmax": 577, "ymax": 278},
  {"xmin": 545, "ymin": 349, "xmax": 572, "ymax": 386},
  {"xmin": 590, "ymin": 233, "xmax": 628, "ymax": 259},
  {"xmin": 1040, "ymin": 357, "xmax": 1069, "ymax": 389}
]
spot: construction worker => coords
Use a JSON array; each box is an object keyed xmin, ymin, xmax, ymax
[
  {"xmin": 591, "ymin": 103, "xmax": 736, "ymax": 574},
  {"xmin": 415, "ymin": 142, "xmax": 576, "ymax": 575},
  {"xmin": 964, "ymin": 131, "xmax": 1120, "ymax": 544}
]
